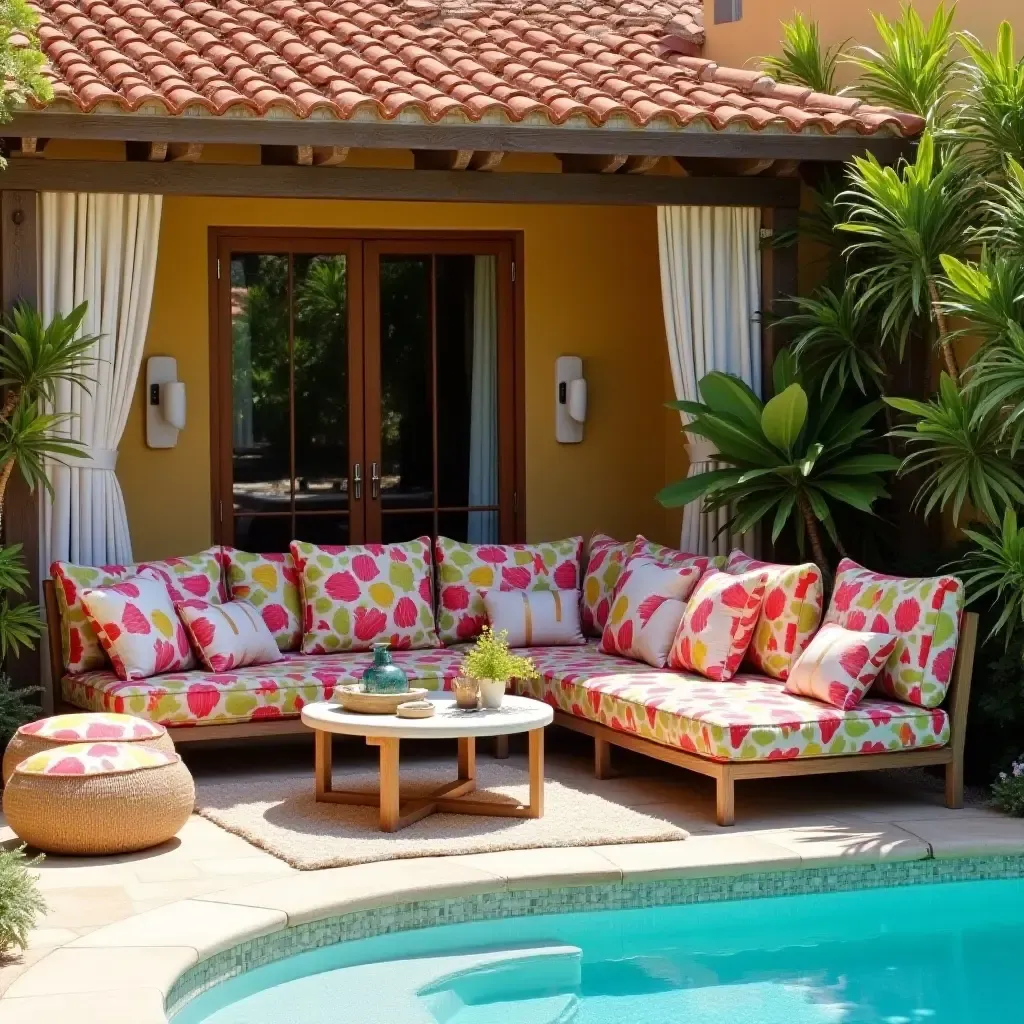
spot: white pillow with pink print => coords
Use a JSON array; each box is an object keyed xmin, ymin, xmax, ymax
[
  {"xmin": 668, "ymin": 569, "xmax": 768, "ymax": 681},
  {"xmin": 785, "ymin": 623, "xmax": 898, "ymax": 710},
  {"xmin": 177, "ymin": 599, "xmax": 283, "ymax": 672},
  {"xmin": 599, "ymin": 555, "xmax": 703, "ymax": 668},
  {"xmin": 79, "ymin": 569, "xmax": 195, "ymax": 681}
]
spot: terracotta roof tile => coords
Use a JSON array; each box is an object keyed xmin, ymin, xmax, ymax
[{"xmin": 23, "ymin": 0, "xmax": 923, "ymax": 137}]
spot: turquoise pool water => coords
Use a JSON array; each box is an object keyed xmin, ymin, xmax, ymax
[{"xmin": 176, "ymin": 878, "xmax": 1024, "ymax": 1024}]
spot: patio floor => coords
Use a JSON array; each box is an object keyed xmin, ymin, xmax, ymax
[{"xmin": 2, "ymin": 730, "xmax": 1023, "ymax": 1023}]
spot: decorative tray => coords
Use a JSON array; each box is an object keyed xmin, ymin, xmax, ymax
[{"xmin": 331, "ymin": 686, "xmax": 429, "ymax": 714}]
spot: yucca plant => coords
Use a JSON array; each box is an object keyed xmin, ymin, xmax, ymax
[
  {"xmin": 840, "ymin": 133, "xmax": 980, "ymax": 380},
  {"xmin": 760, "ymin": 13, "xmax": 846, "ymax": 94},
  {"xmin": 657, "ymin": 354, "xmax": 899, "ymax": 571},
  {"xmin": 978, "ymin": 157, "xmax": 1024, "ymax": 259},
  {"xmin": 846, "ymin": 2, "xmax": 960, "ymax": 122},
  {"xmin": 959, "ymin": 507, "xmax": 1024, "ymax": 645}
]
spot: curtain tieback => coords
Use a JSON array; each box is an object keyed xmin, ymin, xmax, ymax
[
  {"xmin": 684, "ymin": 433, "xmax": 717, "ymax": 465},
  {"xmin": 50, "ymin": 448, "xmax": 119, "ymax": 472}
]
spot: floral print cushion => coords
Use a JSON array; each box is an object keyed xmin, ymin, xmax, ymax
[
  {"xmin": 177, "ymin": 599, "xmax": 283, "ymax": 672},
  {"xmin": 599, "ymin": 555, "xmax": 702, "ymax": 668},
  {"xmin": 727, "ymin": 551, "xmax": 823, "ymax": 681},
  {"xmin": 291, "ymin": 538, "xmax": 439, "ymax": 654},
  {"xmin": 581, "ymin": 534, "xmax": 638, "ymax": 638},
  {"xmin": 19, "ymin": 712, "xmax": 165, "ymax": 742},
  {"xmin": 669, "ymin": 569, "xmax": 768, "ymax": 681},
  {"xmin": 223, "ymin": 549, "xmax": 302, "ymax": 652},
  {"xmin": 510, "ymin": 641, "xmax": 950, "ymax": 763},
  {"xmin": 785, "ymin": 623, "xmax": 898, "ymax": 711},
  {"xmin": 62, "ymin": 648, "xmax": 465, "ymax": 726},
  {"xmin": 52, "ymin": 548, "xmax": 224, "ymax": 674},
  {"xmin": 435, "ymin": 536, "xmax": 583, "ymax": 644},
  {"xmin": 15, "ymin": 741, "xmax": 178, "ymax": 777},
  {"xmin": 824, "ymin": 558, "xmax": 964, "ymax": 708},
  {"xmin": 80, "ymin": 570, "xmax": 196, "ymax": 681}
]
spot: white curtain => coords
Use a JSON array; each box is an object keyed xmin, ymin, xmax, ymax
[
  {"xmin": 658, "ymin": 206, "xmax": 761, "ymax": 557},
  {"xmin": 467, "ymin": 255, "xmax": 498, "ymax": 543},
  {"xmin": 39, "ymin": 192, "xmax": 163, "ymax": 574}
]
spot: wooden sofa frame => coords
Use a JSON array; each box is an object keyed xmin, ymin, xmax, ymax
[{"xmin": 553, "ymin": 612, "xmax": 979, "ymax": 827}]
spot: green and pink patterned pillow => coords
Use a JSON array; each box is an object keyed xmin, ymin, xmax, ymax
[
  {"xmin": 52, "ymin": 548, "xmax": 224, "ymax": 674},
  {"xmin": 16, "ymin": 742, "xmax": 178, "ymax": 777},
  {"xmin": 291, "ymin": 538, "xmax": 439, "ymax": 654},
  {"xmin": 599, "ymin": 555, "xmax": 703, "ymax": 667},
  {"xmin": 581, "ymin": 534, "xmax": 645, "ymax": 637},
  {"xmin": 727, "ymin": 551, "xmax": 823, "ymax": 681},
  {"xmin": 223, "ymin": 549, "xmax": 302, "ymax": 652},
  {"xmin": 435, "ymin": 536, "xmax": 583, "ymax": 645},
  {"xmin": 79, "ymin": 570, "xmax": 196, "ymax": 681},
  {"xmin": 669, "ymin": 569, "xmax": 768, "ymax": 681},
  {"xmin": 785, "ymin": 623, "xmax": 898, "ymax": 710},
  {"xmin": 177, "ymin": 599, "xmax": 282, "ymax": 672},
  {"xmin": 824, "ymin": 558, "xmax": 964, "ymax": 708}
]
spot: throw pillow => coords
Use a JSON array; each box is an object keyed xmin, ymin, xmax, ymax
[
  {"xmin": 290, "ymin": 537, "xmax": 439, "ymax": 654},
  {"xmin": 483, "ymin": 590, "xmax": 585, "ymax": 648},
  {"xmin": 79, "ymin": 569, "xmax": 195, "ymax": 681},
  {"xmin": 223, "ymin": 548, "xmax": 302, "ymax": 651},
  {"xmin": 669, "ymin": 569, "xmax": 768, "ymax": 681},
  {"xmin": 599, "ymin": 555, "xmax": 703, "ymax": 668},
  {"xmin": 785, "ymin": 623, "xmax": 899, "ymax": 710},
  {"xmin": 177, "ymin": 599, "xmax": 283, "ymax": 672},
  {"xmin": 727, "ymin": 550, "xmax": 823, "ymax": 681},
  {"xmin": 435, "ymin": 536, "xmax": 583, "ymax": 644},
  {"xmin": 824, "ymin": 558, "xmax": 964, "ymax": 708},
  {"xmin": 581, "ymin": 534, "xmax": 645, "ymax": 637}
]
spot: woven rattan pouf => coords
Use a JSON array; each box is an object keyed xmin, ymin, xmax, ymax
[
  {"xmin": 3, "ymin": 713, "xmax": 175, "ymax": 785},
  {"xmin": 3, "ymin": 742, "xmax": 194, "ymax": 855}
]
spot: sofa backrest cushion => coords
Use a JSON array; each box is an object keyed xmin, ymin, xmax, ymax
[
  {"xmin": 52, "ymin": 548, "xmax": 224, "ymax": 674},
  {"xmin": 726, "ymin": 551, "xmax": 823, "ymax": 681},
  {"xmin": 291, "ymin": 537, "xmax": 440, "ymax": 654},
  {"xmin": 79, "ymin": 569, "xmax": 196, "ymax": 681},
  {"xmin": 177, "ymin": 598, "xmax": 283, "ymax": 673},
  {"xmin": 599, "ymin": 555, "xmax": 703, "ymax": 668},
  {"xmin": 222, "ymin": 549, "xmax": 302, "ymax": 652},
  {"xmin": 435, "ymin": 536, "xmax": 583, "ymax": 645},
  {"xmin": 823, "ymin": 558, "xmax": 964, "ymax": 708}
]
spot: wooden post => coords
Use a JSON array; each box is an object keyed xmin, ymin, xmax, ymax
[{"xmin": 0, "ymin": 191, "xmax": 41, "ymax": 703}]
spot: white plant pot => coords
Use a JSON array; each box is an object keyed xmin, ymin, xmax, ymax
[{"xmin": 477, "ymin": 678, "xmax": 507, "ymax": 710}]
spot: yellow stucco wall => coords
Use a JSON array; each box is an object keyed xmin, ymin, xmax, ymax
[{"xmin": 119, "ymin": 196, "xmax": 679, "ymax": 561}]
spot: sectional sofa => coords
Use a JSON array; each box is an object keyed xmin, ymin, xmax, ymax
[{"xmin": 42, "ymin": 537, "xmax": 977, "ymax": 826}]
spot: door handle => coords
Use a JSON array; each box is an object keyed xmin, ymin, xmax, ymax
[
  {"xmin": 371, "ymin": 462, "xmax": 380, "ymax": 500},
  {"xmin": 353, "ymin": 463, "xmax": 362, "ymax": 501}
]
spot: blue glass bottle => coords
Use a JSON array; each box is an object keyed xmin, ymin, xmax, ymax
[{"xmin": 361, "ymin": 642, "xmax": 409, "ymax": 694}]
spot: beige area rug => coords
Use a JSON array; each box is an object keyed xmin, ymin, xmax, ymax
[{"xmin": 194, "ymin": 762, "xmax": 688, "ymax": 870}]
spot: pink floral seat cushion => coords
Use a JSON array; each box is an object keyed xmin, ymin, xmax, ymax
[
  {"xmin": 61, "ymin": 648, "xmax": 466, "ymax": 727},
  {"xmin": 15, "ymin": 742, "xmax": 178, "ymax": 777},
  {"xmin": 509, "ymin": 642, "xmax": 949, "ymax": 763},
  {"xmin": 18, "ymin": 712, "xmax": 165, "ymax": 743}
]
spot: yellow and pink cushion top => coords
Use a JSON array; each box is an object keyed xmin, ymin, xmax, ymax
[
  {"xmin": 80, "ymin": 570, "xmax": 196, "ymax": 681},
  {"xmin": 727, "ymin": 551, "xmax": 823, "ymax": 681},
  {"xmin": 177, "ymin": 599, "xmax": 283, "ymax": 672},
  {"xmin": 222, "ymin": 548, "xmax": 302, "ymax": 652},
  {"xmin": 291, "ymin": 537, "xmax": 440, "ymax": 654},
  {"xmin": 824, "ymin": 558, "xmax": 964, "ymax": 708},
  {"xmin": 52, "ymin": 548, "xmax": 224, "ymax": 674},
  {"xmin": 784, "ymin": 623, "xmax": 898, "ymax": 711},
  {"xmin": 15, "ymin": 742, "xmax": 179, "ymax": 777},
  {"xmin": 18, "ymin": 712, "xmax": 165, "ymax": 742},
  {"xmin": 435, "ymin": 535, "xmax": 583, "ymax": 645},
  {"xmin": 599, "ymin": 555, "xmax": 702, "ymax": 668},
  {"xmin": 669, "ymin": 569, "xmax": 768, "ymax": 681}
]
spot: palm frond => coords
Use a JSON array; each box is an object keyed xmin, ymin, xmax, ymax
[{"xmin": 760, "ymin": 14, "xmax": 846, "ymax": 94}]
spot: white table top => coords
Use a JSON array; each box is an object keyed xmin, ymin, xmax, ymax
[{"xmin": 301, "ymin": 695, "xmax": 553, "ymax": 740}]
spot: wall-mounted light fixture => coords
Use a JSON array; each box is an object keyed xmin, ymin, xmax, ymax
[
  {"xmin": 146, "ymin": 356, "xmax": 186, "ymax": 449},
  {"xmin": 555, "ymin": 355, "xmax": 587, "ymax": 444}
]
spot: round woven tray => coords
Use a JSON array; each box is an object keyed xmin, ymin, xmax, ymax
[{"xmin": 331, "ymin": 686, "xmax": 428, "ymax": 714}]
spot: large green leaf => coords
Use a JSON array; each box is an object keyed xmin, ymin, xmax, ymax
[
  {"xmin": 760, "ymin": 383, "xmax": 808, "ymax": 454},
  {"xmin": 696, "ymin": 373, "xmax": 764, "ymax": 432},
  {"xmin": 656, "ymin": 468, "xmax": 743, "ymax": 508}
]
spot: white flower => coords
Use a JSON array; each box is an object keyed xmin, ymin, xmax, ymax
[{"xmin": 1000, "ymin": 772, "xmax": 1009, "ymax": 781}]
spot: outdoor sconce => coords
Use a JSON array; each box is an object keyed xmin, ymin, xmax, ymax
[
  {"xmin": 555, "ymin": 355, "xmax": 587, "ymax": 443},
  {"xmin": 146, "ymin": 356, "xmax": 186, "ymax": 449}
]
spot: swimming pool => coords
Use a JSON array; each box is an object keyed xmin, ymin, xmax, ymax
[{"xmin": 176, "ymin": 877, "xmax": 1024, "ymax": 1024}]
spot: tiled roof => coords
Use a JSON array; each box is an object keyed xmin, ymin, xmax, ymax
[{"xmin": 23, "ymin": 0, "xmax": 925, "ymax": 137}]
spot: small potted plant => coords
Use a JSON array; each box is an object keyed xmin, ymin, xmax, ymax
[{"xmin": 461, "ymin": 626, "xmax": 538, "ymax": 709}]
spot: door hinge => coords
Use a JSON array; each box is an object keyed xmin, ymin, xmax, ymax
[
  {"xmin": 216, "ymin": 257, "xmax": 222, "ymax": 280},
  {"xmin": 511, "ymin": 261, "xmax": 516, "ymax": 283}
]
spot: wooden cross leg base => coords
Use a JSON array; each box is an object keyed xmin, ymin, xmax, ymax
[{"xmin": 314, "ymin": 729, "xmax": 545, "ymax": 832}]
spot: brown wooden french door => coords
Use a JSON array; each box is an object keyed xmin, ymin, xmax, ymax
[{"xmin": 210, "ymin": 230, "xmax": 519, "ymax": 551}]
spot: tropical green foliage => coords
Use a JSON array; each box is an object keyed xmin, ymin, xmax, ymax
[
  {"xmin": 0, "ymin": 670, "xmax": 38, "ymax": 750},
  {"xmin": 0, "ymin": 846, "xmax": 45, "ymax": 955},
  {"xmin": 461, "ymin": 626, "xmax": 538, "ymax": 683},
  {"xmin": 960, "ymin": 508, "xmax": 1024, "ymax": 646},
  {"xmin": 759, "ymin": 13, "xmax": 846, "ymax": 94},
  {"xmin": 991, "ymin": 759, "xmax": 1024, "ymax": 816},
  {"xmin": 657, "ymin": 355, "xmax": 899, "ymax": 570},
  {"xmin": 0, "ymin": 0, "xmax": 51, "ymax": 133}
]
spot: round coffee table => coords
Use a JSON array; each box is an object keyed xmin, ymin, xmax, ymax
[{"xmin": 300, "ymin": 696, "xmax": 554, "ymax": 833}]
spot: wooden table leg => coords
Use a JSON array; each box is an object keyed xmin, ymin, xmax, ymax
[
  {"xmin": 378, "ymin": 737, "xmax": 401, "ymax": 832},
  {"xmin": 528, "ymin": 728, "xmax": 544, "ymax": 818},
  {"xmin": 314, "ymin": 729, "xmax": 332, "ymax": 800},
  {"xmin": 458, "ymin": 736, "xmax": 476, "ymax": 781}
]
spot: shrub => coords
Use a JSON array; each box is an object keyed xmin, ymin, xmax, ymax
[
  {"xmin": 0, "ymin": 846, "xmax": 45, "ymax": 956},
  {"xmin": 0, "ymin": 673, "xmax": 39, "ymax": 756},
  {"xmin": 992, "ymin": 758, "xmax": 1024, "ymax": 816}
]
